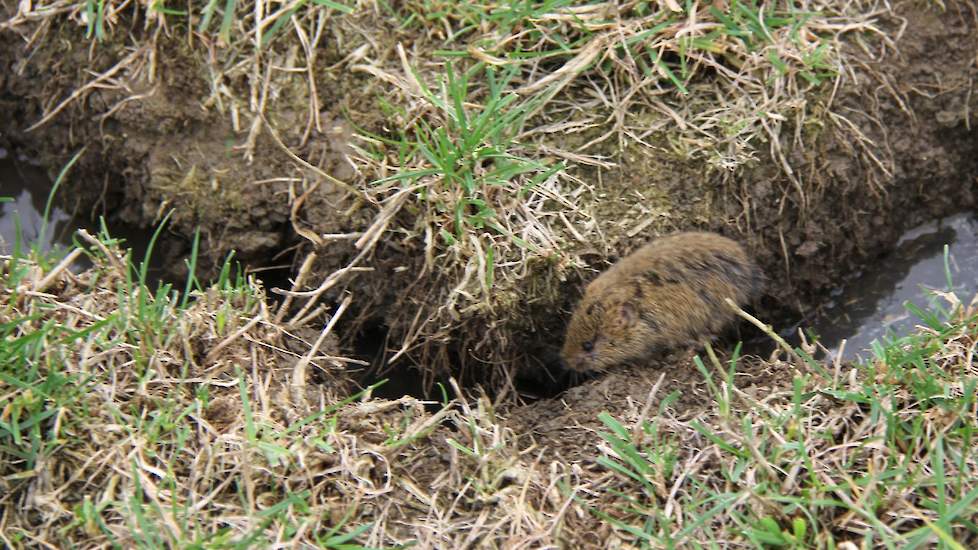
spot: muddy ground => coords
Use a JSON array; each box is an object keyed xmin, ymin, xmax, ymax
[{"xmin": 1, "ymin": 0, "xmax": 977, "ymax": 465}]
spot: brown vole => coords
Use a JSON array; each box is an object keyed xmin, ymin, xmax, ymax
[{"xmin": 561, "ymin": 232, "xmax": 763, "ymax": 372}]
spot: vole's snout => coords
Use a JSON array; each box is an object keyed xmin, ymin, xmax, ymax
[{"xmin": 561, "ymin": 351, "xmax": 593, "ymax": 373}]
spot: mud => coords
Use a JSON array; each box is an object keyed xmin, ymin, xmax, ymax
[
  {"xmin": 509, "ymin": 350, "xmax": 800, "ymax": 462},
  {"xmin": 1, "ymin": 1, "xmax": 977, "ymax": 440}
]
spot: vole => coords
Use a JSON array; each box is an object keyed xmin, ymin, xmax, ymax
[{"xmin": 560, "ymin": 231, "xmax": 763, "ymax": 372}]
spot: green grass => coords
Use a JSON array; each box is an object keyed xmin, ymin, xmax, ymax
[
  {"xmin": 0, "ymin": 169, "xmax": 391, "ymax": 547},
  {"xmin": 0, "ymin": 232, "xmax": 390, "ymax": 547},
  {"xmin": 593, "ymin": 293, "xmax": 978, "ymax": 547},
  {"xmin": 385, "ymin": 0, "xmax": 585, "ymax": 52},
  {"xmin": 383, "ymin": 0, "xmax": 834, "ymax": 92},
  {"xmin": 372, "ymin": 61, "xmax": 561, "ymax": 247},
  {"xmin": 356, "ymin": 60, "xmax": 565, "ymax": 305},
  {"xmin": 83, "ymin": 0, "xmax": 356, "ymax": 45}
]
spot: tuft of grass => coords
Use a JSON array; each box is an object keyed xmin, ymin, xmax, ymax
[
  {"xmin": 0, "ymin": 223, "xmax": 398, "ymax": 547},
  {"xmin": 591, "ymin": 292, "xmax": 978, "ymax": 547},
  {"xmin": 80, "ymin": 0, "xmax": 355, "ymax": 46},
  {"xmin": 359, "ymin": 61, "xmax": 565, "ymax": 304},
  {"xmin": 374, "ymin": 0, "xmax": 846, "ymax": 169}
]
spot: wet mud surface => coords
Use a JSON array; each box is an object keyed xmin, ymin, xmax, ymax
[
  {"xmin": 0, "ymin": 148, "xmax": 78, "ymax": 256},
  {"xmin": 809, "ymin": 212, "xmax": 978, "ymax": 361}
]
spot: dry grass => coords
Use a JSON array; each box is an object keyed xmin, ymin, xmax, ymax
[
  {"xmin": 3, "ymin": 232, "xmax": 978, "ymax": 547},
  {"xmin": 0, "ymin": 231, "xmax": 565, "ymax": 547},
  {"xmin": 0, "ymin": 233, "xmax": 373, "ymax": 547}
]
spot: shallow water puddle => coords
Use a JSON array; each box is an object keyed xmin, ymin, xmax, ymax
[
  {"xmin": 807, "ymin": 213, "xmax": 978, "ymax": 361},
  {"xmin": 0, "ymin": 148, "xmax": 80, "ymax": 257}
]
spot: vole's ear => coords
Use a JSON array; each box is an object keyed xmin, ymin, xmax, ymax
[{"xmin": 616, "ymin": 301, "xmax": 638, "ymax": 329}]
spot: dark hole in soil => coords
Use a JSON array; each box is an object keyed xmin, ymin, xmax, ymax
[
  {"xmin": 348, "ymin": 318, "xmax": 582, "ymax": 405},
  {"xmin": 348, "ymin": 320, "xmax": 452, "ymax": 408},
  {"xmin": 513, "ymin": 363, "xmax": 598, "ymax": 400},
  {"xmin": 250, "ymin": 264, "xmax": 297, "ymax": 305}
]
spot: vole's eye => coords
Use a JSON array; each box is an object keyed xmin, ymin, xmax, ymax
[{"xmin": 582, "ymin": 340, "xmax": 594, "ymax": 352}]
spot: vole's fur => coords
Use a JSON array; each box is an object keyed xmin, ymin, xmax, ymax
[{"xmin": 560, "ymin": 232, "xmax": 763, "ymax": 372}]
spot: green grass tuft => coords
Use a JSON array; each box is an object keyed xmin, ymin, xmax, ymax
[{"xmin": 593, "ymin": 292, "xmax": 978, "ymax": 547}]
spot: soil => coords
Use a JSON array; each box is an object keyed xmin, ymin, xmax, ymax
[
  {"xmin": 0, "ymin": 13, "xmax": 367, "ymax": 282},
  {"xmin": 2, "ymin": 0, "xmax": 977, "ymax": 467}
]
